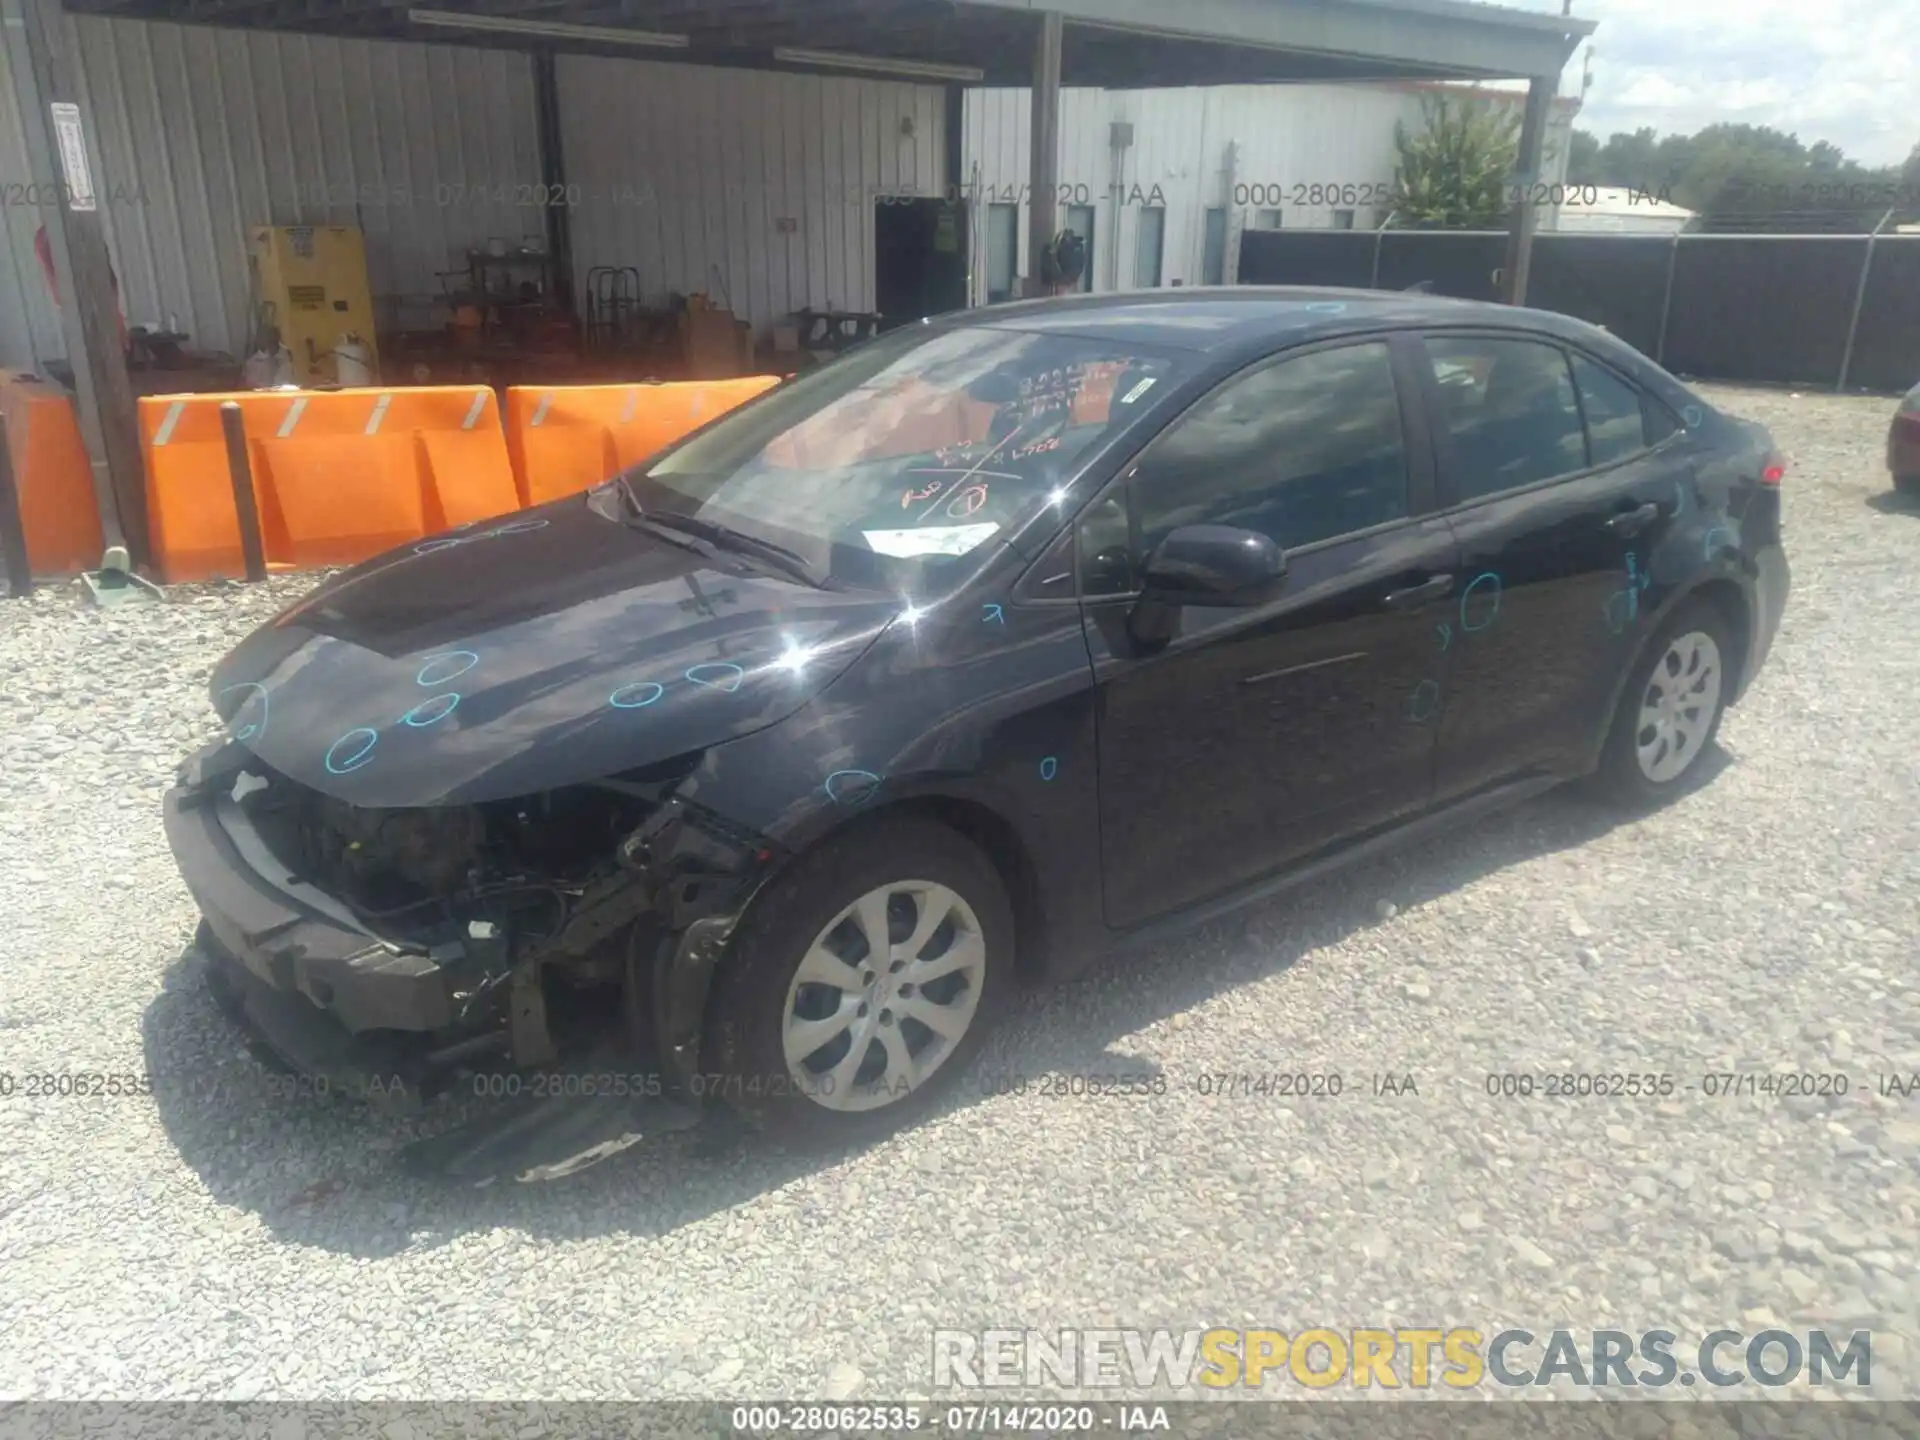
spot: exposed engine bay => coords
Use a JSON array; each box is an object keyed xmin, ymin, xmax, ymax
[
  {"xmin": 169, "ymin": 739, "xmax": 777, "ymax": 1181},
  {"xmin": 254, "ymin": 773, "xmax": 655, "ymax": 969}
]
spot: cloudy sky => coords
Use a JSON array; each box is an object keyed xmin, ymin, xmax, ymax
[{"xmin": 1519, "ymin": 0, "xmax": 1916, "ymax": 166}]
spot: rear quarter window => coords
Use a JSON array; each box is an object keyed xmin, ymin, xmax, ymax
[{"xmin": 1570, "ymin": 353, "xmax": 1655, "ymax": 466}]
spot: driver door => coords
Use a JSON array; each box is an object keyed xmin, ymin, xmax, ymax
[{"xmin": 1080, "ymin": 336, "xmax": 1462, "ymax": 929}]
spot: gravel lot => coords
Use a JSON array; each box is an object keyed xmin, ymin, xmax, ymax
[{"xmin": 1, "ymin": 384, "xmax": 1917, "ymax": 1409}]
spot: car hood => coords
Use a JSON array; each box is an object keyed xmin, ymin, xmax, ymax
[{"xmin": 207, "ymin": 497, "xmax": 899, "ymax": 806}]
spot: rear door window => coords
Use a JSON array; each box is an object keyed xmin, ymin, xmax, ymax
[{"xmin": 1424, "ymin": 335, "xmax": 1587, "ymax": 501}]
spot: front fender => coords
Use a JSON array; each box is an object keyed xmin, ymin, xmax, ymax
[{"xmin": 650, "ymin": 594, "xmax": 1107, "ymax": 1059}]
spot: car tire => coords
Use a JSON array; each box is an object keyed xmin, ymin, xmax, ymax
[
  {"xmin": 705, "ymin": 814, "xmax": 1012, "ymax": 1143},
  {"xmin": 1895, "ymin": 473, "xmax": 1920, "ymax": 498},
  {"xmin": 1585, "ymin": 597, "xmax": 1735, "ymax": 809}
]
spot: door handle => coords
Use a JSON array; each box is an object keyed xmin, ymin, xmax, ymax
[
  {"xmin": 1382, "ymin": 573, "xmax": 1454, "ymax": 610},
  {"xmin": 1605, "ymin": 501, "xmax": 1661, "ymax": 537}
]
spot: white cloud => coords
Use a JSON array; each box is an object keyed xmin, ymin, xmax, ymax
[{"xmin": 1512, "ymin": 0, "xmax": 1918, "ymax": 165}]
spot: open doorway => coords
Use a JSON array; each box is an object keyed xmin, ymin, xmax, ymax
[{"xmin": 875, "ymin": 197, "xmax": 970, "ymax": 330}]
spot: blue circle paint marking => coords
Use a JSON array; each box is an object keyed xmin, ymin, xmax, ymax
[
  {"xmin": 686, "ymin": 662, "xmax": 746, "ymax": 693},
  {"xmin": 1602, "ymin": 553, "xmax": 1652, "ymax": 635},
  {"xmin": 609, "ymin": 681, "xmax": 666, "ymax": 710},
  {"xmin": 325, "ymin": 728, "xmax": 379, "ymax": 775},
  {"xmin": 1703, "ymin": 526, "xmax": 1735, "ymax": 561},
  {"xmin": 1459, "ymin": 572, "xmax": 1502, "ymax": 632},
  {"xmin": 217, "ymin": 682, "xmax": 270, "ymax": 742},
  {"xmin": 1039, "ymin": 756, "xmax": 1059, "ymax": 781},
  {"xmin": 1304, "ymin": 301, "xmax": 1347, "ymax": 314},
  {"xmin": 416, "ymin": 650, "xmax": 479, "ymax": 687},
  {"xmin": 824, "ymin": 769, "xmax": 882, "ymax": 806},
  {"xmin": 400, "ymin": 693, "xmax": 460, "ymax": 728},
  {"xmin": 1407, "ymin": 679, "xmax": 1441, "ymax": 724},
  {"xmin": 1603, "ymin": 589, "xmax": 1634, "ymax": 636},
  {"xmin": 482, "ymin": 517, "xmax": 549, "ymax": 538},
  {"xmin": 1682, "ymin": 404, "xmax": 1703, "ymax": 429}
]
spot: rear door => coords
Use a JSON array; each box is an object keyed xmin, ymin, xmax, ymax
[
  {"xmin": 1082, "ymin": 334, "xmax": 1463, "ymax": 928},
  {"xmin": 1419, "ymin": 331, "xmax": 1691, "ymax": 799}
]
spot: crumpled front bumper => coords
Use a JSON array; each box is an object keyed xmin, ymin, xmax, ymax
[
  {"xmin": 161, "ymin": 741, "xmax": 761, "ymax": 1180},
  {"xmin": 163, "ymin": 746, "xmax": 481, "ymax": 1037}
]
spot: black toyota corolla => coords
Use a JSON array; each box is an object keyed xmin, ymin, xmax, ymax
[{"xmin": 166, "ymin": 288, "xmax": 1789, "ymax": 1179}]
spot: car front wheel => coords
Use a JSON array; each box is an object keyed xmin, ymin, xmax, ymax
[{"xmin": 706, "ymin": 815, "xmax": 1011, "ymax": 1141}]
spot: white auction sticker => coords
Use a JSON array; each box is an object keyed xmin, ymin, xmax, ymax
[
  {"xmin": 862, "ymin": 523, "xmax": 1000, "ymax": 558},
  {"xmin": 49, "ymin": 102, "xmax": 96, "ymax": 211}
]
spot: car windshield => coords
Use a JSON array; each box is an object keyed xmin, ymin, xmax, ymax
[{"xmin": 612, "ymin": 323, "xmax": 1191, "ymax": 593}]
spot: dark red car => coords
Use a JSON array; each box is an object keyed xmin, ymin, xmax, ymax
[{"xmin": 1891, "ymin": 381, "xmax": 1920, "ymax": 496}]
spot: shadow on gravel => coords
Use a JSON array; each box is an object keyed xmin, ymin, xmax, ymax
[
  {"xmin": 141, "ymin": 755, "xmax": 1726, "ymax": 1256},
  {"xmin": 1864, "ymin": 489, "xmax": 1920, "ymax": 518}
]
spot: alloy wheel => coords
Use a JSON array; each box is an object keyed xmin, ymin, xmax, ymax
[
  {"xmin": 1634, "ymin": 630, "xmax": 1723, "ymax": 784},
  {"xmin": 782, "ymin": 880, "xmax": 987, "ymax": 1112}
]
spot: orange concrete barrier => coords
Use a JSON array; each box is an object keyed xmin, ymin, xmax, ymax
[
  {"xmin": 0, "ymin": 370, "xmax": 104, "ymax": 576},
  {"xmin": 505, "ymin": 377, "xmax": 781, "ymax": 507},
  {"xmin": 139, "ymin": 386, "xmax": 517, "ymax": 583}
]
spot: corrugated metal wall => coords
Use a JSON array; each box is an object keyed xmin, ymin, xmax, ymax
[
  {"xmin": 0, "ymin": 13, "xmax": 542, "ymax": 369},
  {"xmin": 557, "ymin": 55, "xmax": 947, "ymax": 331},
  {"xmin": 1, "ymin": 29, "xmax": 68, "ymax": 369},
  {"xmin": 963, "ymin": 84, "xmax": 1575, "ymax": 293}
]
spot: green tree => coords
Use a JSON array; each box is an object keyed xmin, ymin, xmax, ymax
[
  {"xmin": 1392, "ymin": 94, "xmax": 1521, "ymax": 229},
  {"xmin": 1567, "ymin": 129, "xmax": 1601, "ymax": 184},
  {"xmin": 1565, "ymin": 122, "xmax": 1907, "ymax": 230}
]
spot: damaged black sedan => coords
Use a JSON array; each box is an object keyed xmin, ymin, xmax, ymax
[{"xmin": 166, "ymin": 289, "xmax": 1787, "ymax": 1180}]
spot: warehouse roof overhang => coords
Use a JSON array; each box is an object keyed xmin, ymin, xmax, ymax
[{"xmin": 62, "ymin": 0, "xmax": 1596, "ymax": 86}]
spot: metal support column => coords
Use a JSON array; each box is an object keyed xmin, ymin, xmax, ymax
[
  {"xmin": 1024, "ymin": 10, "xmax": 1063, "ymax": 298},
  {"xmin": 944, "ymin": 83, "xmax": 965, "ymax": 201},
  {"xmin": 5, "ymin": 0, "xmax": 148, "ymax": 569},
  {"xmin": 1497, "ymin": 75, "xmax": 1555, "ymax": 307},
  {"xmin": 531, "ymin": 48, "xmax": 575, "ymax": 314},
  {"xmin": 1653, "ymin": 232, "xmax": 1680, "ymax": 365},
  {"xmin": 1836, "ymin": 209, "xmax": 1895, "ymax": 393}
]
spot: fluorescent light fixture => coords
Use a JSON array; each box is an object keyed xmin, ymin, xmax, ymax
[
  {"xmin": 407, "ymin": 8, "xmax": 689, "ymax": 49},
  {"xmin": 773, "ymin": 46, "xmax": 983, "ymax": 83}
]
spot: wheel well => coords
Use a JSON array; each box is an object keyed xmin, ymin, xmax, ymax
[
  {"xmin": 1687, "ymin": 578, "xmax": 1751, "ymax": 701},
  {"xmin": 861, "ymin": 795, "xmax": 1050, "ymax": 984}
]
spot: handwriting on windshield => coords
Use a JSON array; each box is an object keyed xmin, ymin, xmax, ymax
[{"xmin": 946, "ymin": 484, "xmax": 989, "ymax": 518}]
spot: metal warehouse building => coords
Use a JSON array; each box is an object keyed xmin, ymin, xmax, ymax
[
  {"xmin": 0, "ymin": 0, "xmax": 1590, "ymax": 575},
  {"xmin": 963, "ymin": 79, "xmax": 1581, "ymax": 298},
  {"xmin": 3, "ymin": 0, "xmax": 1592, "ymax": 364}
]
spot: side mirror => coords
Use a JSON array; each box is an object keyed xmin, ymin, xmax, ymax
[{"xmin": 1139, "ymin": 524, "xmax": 1287, "ymax": 607}]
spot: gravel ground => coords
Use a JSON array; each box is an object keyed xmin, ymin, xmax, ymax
[{"xmin": 1, "ymin": 384, "xmax": 1917, "ymax": 1412}]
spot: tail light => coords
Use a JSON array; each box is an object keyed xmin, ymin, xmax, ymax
[{"xmin": 1761, "ymin": 453, "xmax": 1786, "ymax": 487}]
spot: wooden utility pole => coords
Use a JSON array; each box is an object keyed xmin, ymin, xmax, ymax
[{"xmin": 1498, "ymin": 76, "xmax": 1556, "ymax": 307}]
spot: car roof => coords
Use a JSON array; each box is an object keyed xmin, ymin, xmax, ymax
[{"xmin": 954, "ymin": 286, "xmax": 1596, "ymax": 360}]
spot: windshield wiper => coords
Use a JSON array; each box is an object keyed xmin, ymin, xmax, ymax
[
  {"xmin": 602, "ymin": 476, "xmax": 832, "ymax": 589},
  {"xmin": 602, "ymin": 478, "xmax": 744, "ymax": 565},
  {"xmin": 642, "ymin": 511, "xmax": 834, "ymax": 590}
]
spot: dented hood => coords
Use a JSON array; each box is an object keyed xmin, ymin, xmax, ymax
[{"xmin": 208, "ymin": 498, "xmax": 897, "ymax": 806}]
